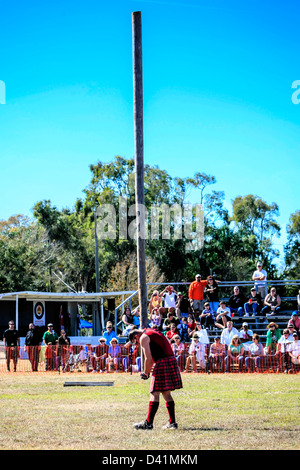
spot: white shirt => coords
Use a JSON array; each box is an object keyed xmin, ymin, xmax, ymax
[
  {"xmin": 253, "ymin": 269, "xmax": 267, "ymax": 287},
  {"xmin": 277, "ymin": 335, "xmax": 293, "ymax": 353},
  {"xmin": 189, "ymin": 341, "xmax": 206, "ymax": 367},
  {"xmin": 163, "ymin": 292, "xmax": 177, "ymax": 308},
  {"xmin": 220, "ymin": 327, "xmax": 239, "ymax": 345},
  {"xmin": 217, "ymin": 307, "xmax": 231, "ymax": 318}
]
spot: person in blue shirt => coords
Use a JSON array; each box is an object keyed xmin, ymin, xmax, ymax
[{"xmin": 103, "ymin": 322, "xmax": 118, "ymax": 345}]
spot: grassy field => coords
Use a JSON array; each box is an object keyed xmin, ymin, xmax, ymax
[{"xmin": 0, "ymin": 372, "xmax": 299, "ymax": 451}]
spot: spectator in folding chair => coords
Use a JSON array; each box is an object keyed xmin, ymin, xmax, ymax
[
  {"xmin": 288, "ymin": 332, "xmax": 300, "ymax": 372},
  {"xmin": 106, "ymin": 338, "xmax": 121, "ymax": 373},
  {"xmin": 91, "ymin": 337, "xmax": 108, "ymax": 373},
  {"xmin": 184, "ymin": 334, "xmax": 207, "ymax": 373},
  {"xmin": 123, "ymin": 334, "xmax": 141, "ymax": 372},
  {"xmin": 276, "ymin": 329, "xmax": 293, "ymax": 372},
  {"xmin": 209, "ymin": 336, "xmax": 226, "ymax": 372},
  {"xmin": 224, "ymin": 335, "xmax": 245, "ymax": 373},
  {"xmin": 245, "ymin": 334, "xmax": 264, "ymax": 373},
  {"xmin": 171, "ymin": 334, "xmax": 185, "ymax": 371},
  {"xmin": 265, "ymin": 322, "xmax": 281, "ymax": 355}
]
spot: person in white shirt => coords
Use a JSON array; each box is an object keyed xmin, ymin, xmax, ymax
[
  {"xmin": 245, "ymin": 333, "xmax": 264, "ymax": 372},
  {"xmin": 289, "ymin": 332, "xmax": 300, "ymax": 369},
  {"xmin": 220, "ymin": 321, "xmax": 239, "ymax": 346},
  {"xmin": 159, "ymin": 286, "xmax": 177, "ymax": 316},
  {"xmin": 185, "ymin": 335, "xmax": 207, "ymax": 372},
  {"xmin": 239, "ymin": 322, "xmax": 253, "ymax": 349},
  {"xmin": 252, "ymin": 261, "xmax": 267, "ymax": 299},
  {"xmin": 276, "ymin": 329, "xmax": 293, "ymax": 372},
  {"xmin": 215, "ymin": 301, "xmax": 232, "ymax": 329}
]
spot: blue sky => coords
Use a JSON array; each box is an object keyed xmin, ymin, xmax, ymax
[{"xmin": 0, "ymin": 0, "xmax": 299, "ymax": 269}]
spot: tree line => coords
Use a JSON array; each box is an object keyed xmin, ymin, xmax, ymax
[{"xmin": 0, "ymin": 156, "xmax": 299, "ymax": 295}]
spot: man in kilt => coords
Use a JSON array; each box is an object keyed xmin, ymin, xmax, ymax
[{"xmin": 129, "ymin": 328, "xmax": 183, "ymax": 430}]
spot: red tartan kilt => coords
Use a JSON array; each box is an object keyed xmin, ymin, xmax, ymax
[{"xmin": 150, "ymin": 355, "xmax": 183, "ymax": 393}]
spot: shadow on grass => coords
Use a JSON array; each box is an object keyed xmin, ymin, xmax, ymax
[{"xmin": 182, "ymin": 427, "xmax": 228, "ymax": 432}]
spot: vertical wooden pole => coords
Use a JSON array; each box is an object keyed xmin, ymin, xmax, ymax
[{"xmin": 132, "ymin": 11, "xmax": 147, "ymax": 329}]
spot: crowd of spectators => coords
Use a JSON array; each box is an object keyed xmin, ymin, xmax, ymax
[
  {"xmin": 2, "ymin": 261, "xmax": 300, "ymax": 374},
  {"xmin": 113, "ymin": 262, "xmax": 300, "ymax": 374}
]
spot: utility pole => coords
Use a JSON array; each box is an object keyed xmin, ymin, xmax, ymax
[{"xmin": 132, "ymin": 11, "xmax": 147, "ymax": 329}]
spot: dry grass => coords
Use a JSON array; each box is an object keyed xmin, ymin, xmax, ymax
[{"xmin": 0, "ymin": 372, "xmax": 299, "ymax": 450}]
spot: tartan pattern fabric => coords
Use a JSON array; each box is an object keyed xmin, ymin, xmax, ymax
[{"xmin": 150, "ymin": 355, "xmax": 183, "ymax": 393}]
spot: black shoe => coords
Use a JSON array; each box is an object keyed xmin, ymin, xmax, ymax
[
  {"xmin": 133, "ymin": 420, "xmax": 153, "ymax": 430},
  {"xmin": 162, "ymin": 422, "xmax": 178, "ymax": 430}
]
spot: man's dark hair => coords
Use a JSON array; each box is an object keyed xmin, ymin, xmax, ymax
[{"xmin": 128, "ymin": 329, "xmax": 142, "ymax": 342}]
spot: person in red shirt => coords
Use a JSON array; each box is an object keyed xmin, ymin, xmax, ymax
[
  {"xmin": 188, "ymin": 274, "xmax": 208, "ymax": 316},
  {"xmin": 129, "ymin": 328, "xmax": 183, "ymax": 430}
]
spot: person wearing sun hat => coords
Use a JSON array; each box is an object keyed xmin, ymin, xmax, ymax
[{"xmin": 265, "ymin": 322, "xmax": 281, "ymax": 355}]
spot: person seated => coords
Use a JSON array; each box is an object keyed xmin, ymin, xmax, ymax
[
  {"xmin": 244, "ymin": 334, "xmax": 264, "ymax": 373},
  {"xmin": 123, "ymin": 334, "xmax": 141, "ymax": 372},
  {"xmin": 288, "ymin": 332, "xmax": 300, "ymax": 372},
  {"xmin": 244, "ymin": 287, "xmax": 262, "ymax": 329},
  {"xmin": 165, "ymin": 323, "xmax": 180, "ymax": 343},
  {"xmin": 149, "ymin": 307, "xmax": 163, "ymax": 330},
  {"xmin": 187, "ymin": 313, "xmax": 197, "ymax": 339},
  {"xmin": 148, "ymin": 290, "xmax": 162, "ymax": 315},
  {"xmin": 162, "ymin": 310, "xmax": 180, "ymax": 332},
  {"xmin": 91, "ymin": 337, "xmax": 108, "ymax": 373},
  {"xmin": 159, "ymin": 285, "xmax": 178, "ymax": 317},
  {"xmin": 224, "ymin": 335, "xmax": 245, "ymax": 373},
  {"xmin": 209, "ymin": 336, "xmax": 225, "ymax": 372},
  {"xmin": 176, "ymin": 292, "xmax": 191, "ymax": 319},
  {"xmin": 122, "ymin": 308, "xmax": 134, "ymax": 336},
  {"xmin": 261, "ymin": 287, "xmax": 281, "ymax": 318},
  {"xmin": 103, "ymin": 322, "xmax": 118, "ymax": 345},
  {"xmin": 198, "ymin": 302, "xmax": 215, "ymax": 329},
  {"xmin": 179, "ymin": 316, "xmax": 189, "ymax": 342},
  {"xmin": 265, "ymin": 322, "xmax": 281, "ymax": 356},
  {"xmin": 287, "ymin": 311, "xmax": 300, "ymax": 334},
  {"xmin": 276, "ymin": 329, "xmax": 293, "ymax": 372},
  {"xmin": 184, "ymin": 334, "xmax": 206, "ymax": 372},
  {"xmin": 132, "ymin": 307, "xmax": 141, "ymax": 328},
  {"xmin": 194, "ymin": 321, "xmax": 210, "ymax": 345},
  {"xmin": 228, "ymin": 286, "xmax": 247, "ymax": 318},
  {"xmin": 171, "ymin": 334, "xmax": 185, "ymax": 371},
  {"xmin": 106, "ymin": 338, "xmax": 121, "ymax": 373},
  {"xmin": 215, "ymin": 301, "xmax": 232, "ymax": 329},
  {"xmin": 239, "ymin": 322, "xmax": 253, "ymax": 346}
]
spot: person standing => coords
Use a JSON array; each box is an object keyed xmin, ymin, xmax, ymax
[
  {"xmin": 188, "ymin": 274, "xmax": 208, "ymax": 317},
  {"xmin": 42, "ymin": 323, "xmax": 59, "ymax": 371},
  {"xmin": 3, "ymin": 320, "xmax": 20, "ymax": 372},
  {"xmin": 24, "ymin": 323, "xmax": 42, "ymax": 371},
  {"xmin": 129, "ymin": 328, "xmax": 182, "ymax": 430},
  {"xmin": 252, "ymin": 261, "xmax": 267, "ymax": 299}
]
